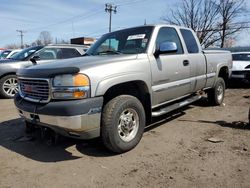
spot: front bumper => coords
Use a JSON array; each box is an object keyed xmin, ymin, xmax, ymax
[
  {"xmin": 14, "ymin": 94, "xmax": 103, "ymax": 139},
  {"xmin": 231, "ymin": 70, "xmax": 250, "ymax": 81}
]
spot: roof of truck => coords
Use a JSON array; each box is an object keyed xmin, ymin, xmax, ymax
[{"xmin": 110, "ymin": 24, "xmax": 193, "ymax": 34}]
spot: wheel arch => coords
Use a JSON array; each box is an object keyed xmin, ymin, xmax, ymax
[
  {"xmin": 0, "ymin": 72, "xmax": 17, "ymax": 80},
  {"xmin": 102, "ymin": 80, "xmax": 152, "ymax": 125},
  {"xmin": 217, "ymin": 66, "xmax": 229, "ymax": 87}
]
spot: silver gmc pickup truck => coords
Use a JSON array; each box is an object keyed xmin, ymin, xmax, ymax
[{"xmin": 14, "ymin": 25, "xmax": 232, "ymax": 153}]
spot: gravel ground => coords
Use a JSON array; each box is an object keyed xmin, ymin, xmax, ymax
[{"xmin": 0, "ymin": 86, "xmax": 249, "ymax": 188}]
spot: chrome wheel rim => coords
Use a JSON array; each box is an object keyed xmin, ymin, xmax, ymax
[
  {"xmin": 118, "ymin": 108, "xmax": 139, "ymax": 142},
  {"xmin": 3, "ymin": 77, "xmax": 18, "ymax": 97},
  {"xmin": 216, "ymin": 84, "xmax": 224, "ymax": 102}
]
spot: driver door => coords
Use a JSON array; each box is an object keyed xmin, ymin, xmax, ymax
[{"xmin": 150, "ymin": 27, "xmax": 191, "ymax": 105}]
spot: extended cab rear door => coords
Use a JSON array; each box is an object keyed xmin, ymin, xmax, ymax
[{"xmin": 179, "ymin": 29, "xmax": 207, "ymax": 92}]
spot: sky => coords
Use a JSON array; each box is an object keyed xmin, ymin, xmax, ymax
[{"xmin": 0, "ymin": 0, "xmax": 249, "ymax": 48}]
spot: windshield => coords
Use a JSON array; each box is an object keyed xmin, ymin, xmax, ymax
[
  {"xmin": 87, "ymin": 26, "xmax": 154, "ymax": 55},
  {"xmin": 11, "ymin": 46, "xmax": 43, "ymax": 61},
  {"xmin": 232, "ymin": 53, "xmax": 250, "ymax": 61}
]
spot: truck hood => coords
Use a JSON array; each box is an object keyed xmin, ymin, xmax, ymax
[
  {"xmin": 25, "ymin": 54, "xmax": 138, "ymax": 71},
  {"xmin": 232, "ymin": 60, "xmax": 250, "ymax": 71}
]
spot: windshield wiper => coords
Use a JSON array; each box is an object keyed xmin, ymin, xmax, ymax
[{"xmin": 97, "ymin": 50, "xmax": 123, "ymax": 55}]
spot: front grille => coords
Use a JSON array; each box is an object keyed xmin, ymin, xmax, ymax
[{"xmin": 19, "ymin": 78, "xmax": 50, "ymax": 103}]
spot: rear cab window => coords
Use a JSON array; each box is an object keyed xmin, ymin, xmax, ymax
[{"xmin": 180, "ymin": 29, "xmax": 199, "ymax": 54}]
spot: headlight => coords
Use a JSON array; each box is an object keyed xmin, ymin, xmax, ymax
[{"xmin": 52, "ymin": 74, "xmax": 90, "ymax": 99}]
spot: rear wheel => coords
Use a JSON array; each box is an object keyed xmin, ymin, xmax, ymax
[
  {"xmin": 207, "ymin": 77, "xmax": 225, "ymax": 105},
  {"xmin": 101, "ymin": 95, "xmax": 145, "ymax": 153},
  {"xmin": 0, "ymin": 75, "xmax": 18, "ymax": 98}
]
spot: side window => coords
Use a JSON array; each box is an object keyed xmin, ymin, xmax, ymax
[
  {"xmin": 38, "ymin": 49, "xmax": 57, "ymax": 60},
  {"xmin": 156, "ymin": 27, "xmax": 183, "ymax": 54},
  {"xmin": 57, "ymin": 48, "xmax": 81, "ymax": 59},
  {"xmin": 180, "ymin": 29, "xmax": 199, "ymax": 54}
]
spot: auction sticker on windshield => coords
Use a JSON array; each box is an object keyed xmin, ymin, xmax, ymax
[{"xmin": 127, "ymin": 34, "xmax": 146, "ymax": 40}]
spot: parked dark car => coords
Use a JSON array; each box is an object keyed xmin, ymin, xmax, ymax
[
  {"xmin": 1, "ymin": 46, "xmax": 44, "ymax": 62},
  {"xmin": 0, "ymin": 44, "xmax": 88, "ymax": 98},
  {"xmin": 0, "ymin": 50, "xmax": 12, "ymax": 59}
]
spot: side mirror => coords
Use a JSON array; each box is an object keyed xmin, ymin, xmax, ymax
[
  {"xmin": 155, "ymin": 42, "xmax": 178, "ymax": 58},
  {"xmin": 30, "ymin": 55, "xmax": 40, "ymax": 65}
]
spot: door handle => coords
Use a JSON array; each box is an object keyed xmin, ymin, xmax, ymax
[{"xmin": 183, "ymin": 60, "xmax": 189, "ymax": 66}]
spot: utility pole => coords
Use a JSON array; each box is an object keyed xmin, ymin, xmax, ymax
[
  {"xmin": 16, "ymin": 30, "xmax": 26, "ymax": 49},
  {"xmin": 105, "ymin": 3, "xmax": 117, "ymax": 32}
]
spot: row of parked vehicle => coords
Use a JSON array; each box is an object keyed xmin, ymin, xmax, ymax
[
  {"xmin": 0, "ymin": 44, "xmax": 89, "ymax": 98},
  {"xmin": 0, "ymin": 44, "xmax": 249, "ymax": 100}
]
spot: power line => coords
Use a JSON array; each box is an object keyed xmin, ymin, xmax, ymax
[
  {"xmin": 197, "ymin": 25, "xmax": 250, "ymax": 32},
  {"xmin": 10, "ymin": 0, "xmax": 149, "ymax": 35},
  {"xmin": 26, "ymin": 8, "xmax": 103, "ymax": 32}
]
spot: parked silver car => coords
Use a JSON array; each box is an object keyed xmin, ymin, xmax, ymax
[{"xmin": 0, "ymin": 44, "xmax": 89, "ymax": 98}]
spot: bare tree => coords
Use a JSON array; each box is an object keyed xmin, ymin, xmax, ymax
[
  {"xmin": 217, "ymin": 0, "xmax": 245, "ymax": 48},
  {"xmin": 56, "ymin": 38, "xmax": 69, "ymax": 44},
  {"xmin": 162, "ymin": 0, "xmax": 220, "ymax": 47},
  {"xmin": 38, "ymin": 31, "xmax": 53, "ymax": 45},
  {"xmin": 162, "ymin": 0, "xmax": 246, "ymax": 48},
  {"xmin": 5, "ymin": 43, "xmax": 20, "ymax": 49}
]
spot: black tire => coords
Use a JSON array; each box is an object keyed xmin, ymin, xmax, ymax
[
  {"xmin": 207, "ymin": 77, "xmax": 226, "ymax": 105},
  {"xmin": 0, "ymin": 75, "xmax": 18, "ymax": 98},
  {"xmin": 101, "ymin": 95, "xmax": 146, "ymax": 153}
]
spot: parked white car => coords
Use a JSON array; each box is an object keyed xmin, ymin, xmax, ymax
[{"xmin": 231, "ymin": 52, "xmax": 250, "ymax": 82}]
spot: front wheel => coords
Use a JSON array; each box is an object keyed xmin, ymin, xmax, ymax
[
  {"xmin": 207, "ymin": 77, "xmax": 226, "ymax": 105},
  {"xmin": 0, "ymin": 75, "xmax": 18, "ymax": 98},
  {"xmin": 101, "ymin": 95, "xmax": 146, "ymax": 153}
]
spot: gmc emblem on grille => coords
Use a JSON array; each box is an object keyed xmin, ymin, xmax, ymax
[{"xmin": 24, "ymin": 85, "xmax": 35, "ymax": 93}]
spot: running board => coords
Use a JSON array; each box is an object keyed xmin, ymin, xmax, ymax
[{"xmin": 152, "ymin": 95, "xmax": 201, "ymax": 117}]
